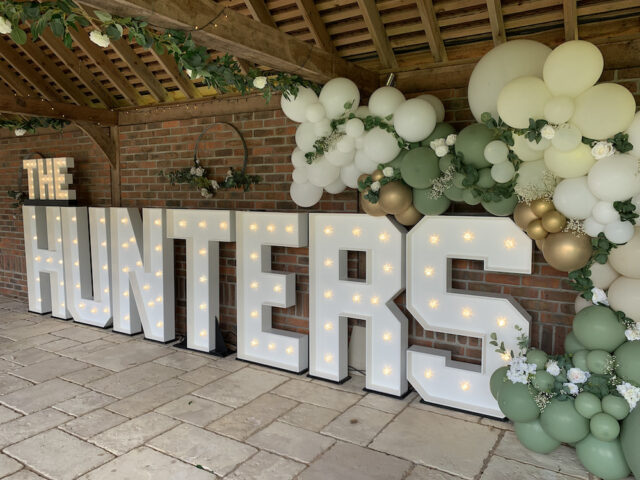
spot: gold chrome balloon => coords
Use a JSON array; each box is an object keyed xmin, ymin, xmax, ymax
[
  {"xmin": 535, "ymin": 238, "xmax": 546, "ymax": 251},
  {"xmin": 379, "ymin": 181, "xmax": 412, "ymax": 215},
  {"xmin": 542, "ymin": 232, "xmax": 592, "ymax": 272},
  {"xmin": 541, "ymin": 210, "xmax": 567, "ymax": 234},
  {"xmin": 360, "ymin": 191, "xmax": 386, "ymax": 217},
  {"xmin": 530, "ymin": 198, "xmax": 555, "ymax": 217},
  {"xmin": 371, "ymin": 169, "xmax": 384, "ymax": 182},
  {"xmin": 394, "ymin": 204, "xmax": 423, "ymax": 226},
  {"xmin": 513, "ymin": 202, "xmax": 540, "ymax": 230},
  {"xmin": 526, "ymin": 219, "xmax": 549, "ymax": 240}
]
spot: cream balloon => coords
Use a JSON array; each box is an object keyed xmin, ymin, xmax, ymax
[
  {"xmin": 354, "ymin": 150, "xmax": 378, "ymax": 174},
  {"xmin": 345, "ymin": 118, "xmax": 365, "ymax": 138},
  {"xmin": 290, "ymin": 180, "xmax": 323, "ymax": 207},
  {"xmin": 592, "ymin": 201, "xmax": 620, "ymax": 225},
  {"xmin": 608, "ymin": 227, "xmax": 640, "ymax": 278},
  {"xmin": 604, "ymin": 220, "xmax": 635, "ymax": 244},
  {"xmin": 608, "ymin": 276, "xmax": 640, "ymax": 322},
  {"xmin": 363, "ymin": 127, "xmax": 402, "ymax": 164},
  {"xmin": 418, "ymin": 94, "xmax": 445, "ymax": 122},
  {"xmin": 544, "ymin": 96, "xmax": 575, "ymax": 124},
  {"xmin": 512, "ymin": 133, "xmax": 544, "ymax": 161},
  {"xmin": 575, "ymin": 295, "xmax": 593, "ymax": 313},
  {"xmin": 497, "ymin": 76, "xmax": 551, "ymax": 129},
  {"xmin": 590, "ymin": 261, "xmax": 620, "ymax": 290},
  {"xmin": 368, "ymin": 86, "xmax": 405, "ymax": 118},
  {"xmin": 324, "ymin": 178, "xmax": 346, "ymax": 194},
  {"xmin": 515, "ymin": 160, "xmax": 547, "ymax": 192},
  {"xmin": 587, "ymin": 153, "xmax": 640, "ymax": 201},
  {"xmin": 291, "ymin": 147, "xmax": 308, "ymax": 168},
  {"xmin": 291, "ymin": 166, "xmax": 308, "ymax": 184},
  {"xmin": 340, "ymin": 162, "xmax": 363, "ymax": 189},
  {"xmin": 393, "ymin": 98, "xmax": 437, "ymax": 142},
  {"xmin": 468, "ymin": 39, "xmax": 551, "ymax": 122},
  {"xmin": 551, "ymin": 124, "xmax": 582, "ymax": 152},
  {"xmin": 306, "ymin": 156, "xmax": 341, "ymax": 187},
  {"xmin": 526, "ymin": 137, "xmax": 551, "ymax": 152},
  {"xmin": 544, "ymin": 144, "xmax": 595, "ymax": 178},
  {"xmin": 484, "ymin": 140, "xmax": 509, "ymax": 164},
  {"xmin": 571, "ymin": 83, "xmax": 636, "ymax": 140},
  {"xmin": 583, "ymin": 216, "xmax": 605, "ymax": 237},
  {"xmin": 625, "ymin": 111, "xmax": 640, "ymax": 158},
  {"xmin": 281, "ymin": 86, "xmax": 319, "ymax": 123},
  {"xmin": 491, "ymin": 161, "xmax": 516, "ymax": 183},
  {"xmin": 318, "ymin": 78, "xmax": 360, "ymax": 119},
  {"xmin": 305, "ymin": 103, "xmax": 326, "ymax": 123},
  {"xmin": 295, "ymin": 122, "xmax": 319, "ymax": 152},
  {"xmin": 543, "ymin": 40, "xmax": 604, "ymax": 97},
  {"xmin": 553, "ymin": 176, "xmax": 598, "ymax": 219}
]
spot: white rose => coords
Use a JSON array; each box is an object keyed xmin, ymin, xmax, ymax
[
  {"xmin": 211, "ymin": 180, "xmax": 219, "ymax": 190},
  {"xmin": 370, "ymin": 181, "xmax": 381, "ymax": 192},
  {"xmin": 185, "ymin": 69, "xmax": 194, "ymax": 79},
  {"xmin": 200, "ymin": 188, "xmax": 212, "ymax": 198},
  {"xmin": 545, "ymin": 360, "xmax": 561, "ymax": 376},
  {"xmin": 226, "ymin": 169, "xmax": 233, "ymax": 179},
  {"xmin": 445, "ymin": 134, "xmax": 457, "ymax": 146},
  {"xmin": 591, "ymin": 287, "xmax": 609, "ymax": 306},
  {"xmin": 194, "ymin": 167, "xmax": 204, "ymax": 177},
  {"xmin": 617, "ymin": 382, "xmax": 640, "ymax": 410},
  {"xmin": 567, "ymin": 367, "xmax": 590, "ymax": 384},
  {"xmin": 89, "ymin": 30, "xmax": 110, "ymax": 48},
  {"xmin": 14, "ymin": 128, "xmax": 26, "ymax": 137},
  {"xmin": 591, "ymin": 141, "xmax": 615, "ymax": 160},
  {"xmin": 253, "ymin": 76, "xmax": 268, "ymax": 89},
  {"xmin": 435, "ymin": 145, "xmax": 449, "ymax": 158},
  {"xmin": 190, "ymin": 166, "xmax": 196, "ymax": 175},
  {"xmin": 540, "ymin": 124, "xmax": 555, "ymax": 140},
  {"xmin": 625, "ymin": 322, "xmax": 640, "ymax": 341},
  {"xmin": 563, "ymin": 382, "xmax": 579, "ymax": 396},
  {"xmin": 382, "ymin": 167, "xmax": 394, "ymax": 177},
  {"xmin": 0, "ymin": 16, "xmax": 12, "ymax": 35},
  {"xmin": 429, "ymin": 138, "xmax": 446, "ymax": 150}
]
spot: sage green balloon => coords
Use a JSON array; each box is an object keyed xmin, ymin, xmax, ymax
[
  {"xmin": 576, "ymin": 435, "xmax": 631, "ymax": 480},
  {"xmin": 532, "ymin": 371, "xmax": 554, "ymax": 392},
  {"xmin": 400, "ymin": 147, "xmax": 441, "ymax": 189},
  {"xmin": 452, "ymin": 172, "xmax": 466, "ymax": 189},
  {"xmin": 572, "ymin": 350, "xmax": 589, "ymax": 371},
  {"xmin": 443, "ymin": 185, "xmax": 464, "ymax": 202},
  {"xmin": 575, "ymin": 392, "xmax": 603, "ymax": 419},
  {"xmin": 621, "ymin": 402, "xmax": 640, "ymax": 478},
  {"xmin": 526, "ymin": 349, "xmax": 548, "ymax": 370},
  {"xmin": 614, "ymin": 340, "xmax": 640, "ymax": 384},
  {"xmin": 422, "ymin": 122, "xmax": 456, "ymax": 146},
  {"xmin": 462, "ymin": 188, "xmax": 481, "ymax": 205},
  {"xmin": 587, "ymin": 350, "xmax": 613, "ymax": 375},
  {"xmin": 455, "ymin": 123, "xmax": 493, "ymax": 169},
  {"xmin": 481, "ymin": 195, "xmax": 518, "ymax": 216},
  {"xmin": 439, "ymin": 153, "xmax": 455, "ymax": 172},
  {"xmin": 477, "ymin": 168, "xmax": 496, "ymax": 188},
  {"xmin": 573, "ymin": 306, "xmax": 627, "ymax": 353},
  {"xmin": 590, "ymin": 412, "xmax": 621, "ymax": 441},
  {"xmin": 540, "ymin": 398, "xmax": 590, "ymax": 443},
  {"xmin": 514, "ymin": 419, "xmax": 561, "ymax": 454},
  {"xmin": 387, "ymin": 150, "xmax": 407, "ymax": 169},
  {"xmin": 490, "ymin": 366, "xmax": 509, "ymax": 400},
  {"xmin": 565, "ymin": 331, "xmax": 586, "ymax": 354},
  {"xmin": 413, "ymin": 188, "xmax": 451, "ymax": 215},
  {"xmin": 497, "ymin": 381, "xmax": 540, "ymax": 423},
  {"xmin": 602, "ymin": 395, "xmax": 630, "ymax": 421}
]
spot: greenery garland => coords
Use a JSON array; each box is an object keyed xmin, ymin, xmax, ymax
[
  {"xmin": 0, "ymin": 117, "xmax": 69, "ymax": 136},
  {"xmin": 161, "ymin": 162, "xmax": 260, "ymax": 199}
]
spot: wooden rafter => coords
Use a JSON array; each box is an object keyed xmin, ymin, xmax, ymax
[
  {"xmin": 356, "ymin": 0, "xmax": 398, "ymax": 69},
  {"xmin": 563, "ymin": 0, "xmax": 578, "ymax": 40},
  {"xmin": 415, "ymin": 0, "xmax": 447, "ymax": 63},
  {"xmin": 149, "ymin": 50, "xmax": 202, "ymax": 99},
  {"xmin": 76, "ymin": 122, "xmax": 117, "ymax": 165},
  {"xmin": 0, "ymin": 93, "xmax": 118, "ymax": 124},
  {"xmin": 486, "ymin": 0, "xmax": 506, "ymax": 45},
  {"xmin": 0, "ymin": 61, "xmax": 34, "ymax": 98},
  {"xmin": 294, "ymin": 0, "xmax": 335, "ymax": 53},
  {"xmin": 243, "ymin": 0, "xmax": 277, "ymax": 28}
]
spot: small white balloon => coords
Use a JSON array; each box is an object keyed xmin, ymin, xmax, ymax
[
  {"xmin": 290, "ymin": 180, "xmax": 323, "ymax": 207},
  {"xmin": 363, "ymin": 127, "xmax": 401, "ymax": 165},
  {"xmin": 592, "ymin": 201, "xmax": 620, "ymax": 225},
  {"xmin": 295, "ymin": 122, "xmax": 319, "ymax": 152},
  {"xmin": 340, "ymin": 162, "xmax": 363, "ymax": 189},
  {"xmin": 318, "ymin": 77, "xmax": 360, "ymax": 119},
  {"xmin": 418, "ymin": 94, "xmax": 445, "ymax": 122},
  {"xmin": 324, "ymin": 178, "xmax": 346, "ymax": 194},
  {"xmin": 544, "ymin": 96, "xmax": 575, "ymax": 124},
  {"xmin": 336, "ymin": 135, "xmax": 355, "ymax": 153},
  {"xmin": 604, "ymin": 220, "xmax": 635, "ymax": 244},
  {"xmin": 393, "ymin": 98, "xmax": 437, "ymax": 142},
  {"xmin": 305, "ymin": 102, "xmax": 326, "ymax": 123},
  {"xmin": 553, "ymin": 176, "xmax": 598, "ymax": 220},
  {"xmin": 307, "ymin": 156, "xmax": 341, "ymax": 187},
  {"xmin": 490, "ymin": 161, "xmax": 516, "ymax": 183},
  {"xmin": 484, "ymin": 140, "xmax": 509, "ymax": 164},
  {"xmin": 583, "ymin": 216, "xmax": 605, "ymax": 237},
  {"xmin": 281, "ymin": 86, "xmax": 319, "ymax": 123},
  {"xmin": 587, "ymin": 153, "xmax": 640, "ymax": 201},
  {"xmin": 551, "ymin": 123, "xmax": 582, "ymax": 152},
  {"xmin": 345, "ymin": 118, "xmax": 365, "ymax": 138},
  {"xmin": 354, "ymin": 150, "xmax": 378, "ymax": 174},
  {"xmin": 291, "ymin": 166, "xmax": 308, "ymax": 184},
  {"xmin": 368, "ymin": 86, "xmax": 406, "ymax": 118},
  {"xmin": 325, "ymin": 147, "xmax": 354, "ymax": 167},
  {"xmin": 355, "ymin": 105, "xmax": 371, "ymax": 118},
  {"xmin": 291, "ymin": 147, "xmax": 308, "ymax": 168}
]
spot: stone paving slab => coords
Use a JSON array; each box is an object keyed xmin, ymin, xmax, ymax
[
  {"xmin": 247, "ymin": 421, "xmax": 335, "ymax": 463},
  {"xmin": 272, "ymin": 379, "xmax": 361, "ymax": 411},
  {"xmin": 60, "ymin": 408, "xmax": 128, "ymax": 440},
  {"xmin": 155, "ymin": 394, "xmax": 232, "ymax": 427},
  {"xmin": 0, "ymin": 452, "xmax": 23, "ymax": 477},
  {"xmin": 0, "ymin": 408, "xmax": 72, "ymax": 449},
  {"xmin": 105, "ymin": 378, "xmax": 198, "ymax": 418},
  {"xmin": 480, "ymin": 456, "xmax": 583, "ymax": 480},
  {"xmin": 225, "ymin": 451, "xmax": 306, "ymax": 480},
  {"xmin": 321, "ymin": 405, "xmax": 394, "ymax": 446},
  {"xmin": 76, "ymin": 340, "xmax": 170, "ymax": 372},
  {"xmin": 278, "ymin": 402, "xmax": 340, "ymax": 432},
  {"xmin": 3, "ymin": 470, "xmax": 47, "ymax": 479},
  {"xmin": 11, "ymin": 356, "xmax": 89, "ymax": 383},
  {"xmin": 0, "ymin": 378, "xmax": 88, "ymax": 414},
  {"xmin": 86, "ymin": 362, "xmax": 182, "ymax": 398}
]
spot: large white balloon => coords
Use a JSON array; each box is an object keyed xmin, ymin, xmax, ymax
[
  {"xmin": 324, "ymin": 178, "xmax": 346, "ymax": 194},
  {"xmin": 368, "ymin": 86, "xmax": 405, "ymax": 118},
  {"xmin": 418, "ymin": 94, "xmax": 445, "ymax": 122},
  {"xmin": 306, "ymin": 156, "xmax": 341, "ymax": 187},
  {"xmin": 355, "ymin": 105, "xmax": 371, "ymax": 118},
  {"xmin": 295, "ymin": 122, "xmax": 319, "ymax": 152},
  {"xmin": 281, "ymin": 86, "xmax": 319, "ymax": 123},
  {"xmin": 589, "ymin": 261, "xmax": 620, "ymax": 290},
  {"xmin": 290, "ymin": 181, "xmax": 323, "ymax": 207},
  {"xmin": 553, "ymin": 176, "xmax": 598, "ymax": 219},
  {"xmin": 291, "ymin": 147, "xmax": 308, "ymax": 168},
  {"xmin": 497, "ymin": 76, "xmax": 551, "ymax": 129},
  {"xmin": 354, "ymin": 150, "xmax": 378, "ymax": 173},
  {"xmin": 468, "ymin": 39, "xmax": 552, "ymax": 122},
  {"xmin": 318, "ymin": 78, "xmax": 360, "ymax": 120},
  {"xmin": 363, "ymin": 127, "xmax": 402, "ymax": 164},
  {"xmin": 336, "ymin": 135, "xmax": 355, "ymax": 154},
  {"xmin": 551, "ymin": 123, "xmax": 582, "ymax": 152},
  {"xmin": 393, "ymin": 98, "xmax": 437, "ymax": 142},
  {"xmin": 544, "ymin": 96, "xmax": 575, "ymax": 124},
  {"xmin": 512, "ymin": 133, "xmax": 543, "ymax": 161},
  {"xmin": 625, "ymin": 111, "xmax": 640, "ymax": 158},
  {"xmin": 314, "ymin": 118, "xmax": 332, "ymax": 137},
  {"xmin": 592, "ymin": 201, "xmax": 620, "ymax": 225},
  {"xmin": 604, "ymin": 220, "xmax": 635, "ymax": 244},
  {"xmin": 325, "ymin": 146, "xmax": 354, "ymax": 167},
  {"xmin": 587, "ymin": 153, "xmax": 640, "ymax": 201},
  {"xmin": 608, "ymin": 227, "xmax": 640, "ymax": 278},
  {"xmin": 543, "ymin": 40, "xmax": 604, "ymax": 97},
  {"xmin": 291, "ymin": 166, "xmax": 308, "ymax": 184},
  {"xmin": 543, "ymin": 144, "xmax": 595, "ymax": 178},
  {"xmin": 340, "ymin": 162, "xmax": 363, "ymax": 189},
  {"xmin": 608, "ymin": 276, "xmax": 640, "ymax": 322},
  {"xmin": 571, "ymin": 83, "xmax": 636, "ymax": 140},
  {"xmin": 583, "ymin": 216, "xmax": 605, "ymax": 237},
  {"xmin": 345, "ymin": 118, "xmax": 365, "ymax": 138},
  {"xmin": 305, "ymin": 103, "xmax": 326, "ymax": 123}
]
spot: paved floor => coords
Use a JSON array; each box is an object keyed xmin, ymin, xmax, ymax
[{"xmin": 0, "ymin": 296, "xmax": 606, "ymax": 480}]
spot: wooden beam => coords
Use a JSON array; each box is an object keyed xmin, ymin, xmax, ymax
[
  {"xmin": 0, "ymin": 93, "xmax": 118, "ymax": 125},
  {"xmin": 149, "ymin": 49, "xmax": 202, "ymax": 99},
  {"xmin": 0, "ymin": 61, "xmax": 34, "ymax": 97},
  {"xmin": 486, "ymin": 0, "xmax": 506, "ymax": 45},
  {"xmin": 82, "ymin": 0, "xmax": 379, "ymax": 92},
  {"xmin": 415, "ymin": 0, "xmax": 447, "ymax": 62},
  {"xmin": 243, "ymin": 0, "xmax": 277, "ymax": 28},
  {"xmin": 295, "ymin": 0, "xmax": 335, "ymax": 53},
  {"xmin": 110, "ymin": 126, "xmax": 121, "ymax": 206},
  {"xmin": 356, "ymin": 0, "xmax": 398, "ymax": 69},
  {"xmin": 76, "ymin": 121, "xmax": 117, "ymax": 166},
  {"xmin": 563, "ymin": 0, "xmax": 578, "ymax": 41}
]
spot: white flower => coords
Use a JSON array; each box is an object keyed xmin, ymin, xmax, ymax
[
  {"xmin": 211, "ymin": 180, "xmax": 219, "ymax": 190},
  {"xmin": 545, "ymin": 360, "xmax": 561, "ymax": 377},
  {"xmin": 14, "ymin": 128, "xmax": 26, "ymax": 137},
  {"xmin": 225, "ymin": 169, "xmax": 233, "ymax": 180},
  {"xmin": 194, "ymin": 167, "xmax": 204, "ymax": 177},
  {"xmin": 617, "ymin": 382, "xmax": 640, "ymax": 410},
  {"xmin": 0, "ymin": 16, "xmax": 12, "ymax": 35},
  {"xmin": 540, "ymin": 124, "xmax": 555, "ymax": 140},
  {"xmin": 435, "ymin": 145, "xmax": 449, "ymax": 158},
  {"xmin": 591, "ymin": 287, "xmax": 609, "ymax": 306},
  {"xmin": 89, "ymin": 30, "xmax": 110, "ymax": 48},
  {"xmin": 200, "ymin": 188, "xmax": 212, "ymax": 198},
  {"xmin": 370, "ymin": 181, "xmax": 381, "ymax": 192},
  {"xmin": 190, "ymin": 166, "xmax": 197, "ymax": 175},
  {"xmin": 567, "ymin": 367, "xmax": 590, "ymax": 384},
  {"xmin": 506, "ymin": 356, "xmax": 537, "ymax": 384},
  {"xmin": 564, "ymin": 382, "xmax": 580, "ymax": 396},
  {"xmin": 429, "ymin": 138, "xmax": 446, "ymax": 150},
  {"xmin": 591, "ymin": 141, "xmax": 615, "ymax": 160},
  {"xmin": 382, "ymin": 167, "xmax": 394, "ymax": 177},
  {"xmin": 625, "ymin": 322, "xmax": 640, "ymax": 341},
  {"xmin": 445, "ymin": 134, "xmax": 457, "ymax": 146},
  {"xmin": 185, "ymin": 69, "xmax": 194, "ymax": 78},
  {"xmin": 253, "ymin": 76, "xmax": 268, "ymax": 89}
]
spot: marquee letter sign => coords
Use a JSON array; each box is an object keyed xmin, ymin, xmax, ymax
[{"xmin": 23, "ymin": 157, "xmax": 76, "ymax": 200}]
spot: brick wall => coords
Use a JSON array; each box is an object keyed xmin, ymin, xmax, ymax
[{"xmin": 3, "ymin": 67, "xmax": 638, "ymax": 363}]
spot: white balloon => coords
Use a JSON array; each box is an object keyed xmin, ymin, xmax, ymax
[
  {"xmin": 281, "ymin": 86, "xmax": 319, "ymax": 123},
  {"xmin": 543, "ymin": 143, "xmax": 595, "ymax": 179},
  {"xmin": 363, "ymin": 127, "xmax": 401, "ymax": 164},
  {"xmin": 583, "ymin": 216, "xmax": 605, "ymax": 237},
  {"xmin": 543, "ymin": 40, "xmax": 603, "ymax": 97},
  {"xmin": 291, "ymin": 147, "xmax": 308, "ymax": 168},
  {"xmin": 307, "ymin": 156, "xmax": 341, "ymax": 187},
  {"xmin": 625, "ymin": 112, "xmax": 640, "ymax": 158},
  {"xmin": 295, "ymin": 122, "xmax": 319, "ymax": 152},
  {"xmin": 526, "ymin": 137, "xmax": 551, "ymax": 152},
  {"xmin": 551, "ymin": 123, "xmax": 582, "ymax": 152},
  {"xmin": 512, "ymin": 133, "xmax": 543, "ymax": 161},
  {"xmin": 553, "ymin": 176, "xmax": 598, "ymax": 219},
  {"xmin": 497, "ymin": 76, "xmax": 551, "ymax": 129},
  {"xmin": 575, "ymin": 295, "xmax": 593, "ymax": 313},
  {"xmin": 355, "ymin": 136, "xmax": 365, "ymax": 150},
  {"xmin": 418, "ymin": 94, "xmax": 445, "ymax": 122},
  {"xmin": 290, "ymin": 180, "xmax": 323, "ymax": 207},
  {"xmin": 468, "ymin": 39, "xmax": 552, "ymax": 122},
  {"xmin": 608, "ymin": 226, "xmax": 640, "ymax": 278},
  {"xmin": 490, "ymin": 161, "xmax": 516, "ymax": 183},
  {"xmin": 354, "ymin": 150, "xmax": 378, "ymax": 174},
  {"xmin": 368, "ymin": 86, "xmax": 405, "ymax": 118},
  {"xmin": 484, "ymin": 140, "xmax": 509, "ymax": 164},
  {"xmin": 314, "ymin": 118, "xmax": 332, "ymax": 137},
  {"xmin": 340, "ymin": 162, "xmax": 363, "ymax": 189},
  {"xmin": 324, "ymin": 178, "xmax": 346, "ymax": 194},
  {"xmin": 345, "ymin": 118, "xmax": 365, "ymax": 138},
  {"xmin": 393, "ymin": 99, "xmax": 437, "ymax": 142},
  {"xmin": 592, "ymin": 201, "xmax": 620, "ymax": 225},
  {"xmin": 325, "ymin": 147, "xmax": 354, "ymax": 167},
  {"xmin": 305, "ymin": 102, "xmax": 326, "ymax": 123},
  {"xmin": 571, "ymin": 83, "xmax": 636, "ymax": 140},
  {"xmin": 589, "ymin": 261, "xmax": 620, "ymax": 290},
  {"xmin": 587, "ymin": 153, "xmax": 640, "ymax": 201},
  {"xmin": 291, "ymin": 166, "xmax": 308, "ymax": 184},
  {"xmin": 632, "ymin": 194, "xmax": 640, "ymax": 212},
  {"xmin": 336, "ymin": 135, "xmax": 355, "ymax": 153},
  {"xmin": 604, "ymin": 220, "xmax": 635, "ymax": 244},
  {"xmin": 318, "ymin": 77, "xmax": 360, "ymax": 119},
  {"xmin": 544, "ymin": 96, "xmax": 575, "ymax": 124},
  {"xmin": 355, "ymin": 105, "xmax": 371, "ymax": 118}
]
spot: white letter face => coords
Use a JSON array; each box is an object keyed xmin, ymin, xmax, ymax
[
  {"xmin": 61, "ymin": 207, "xmax": 111, "ymax": 328},
  {"xmin": 309, "ymin": 214, "xmax": 408, "ymax": 397},
  {"xmin": 110, "ymin": 208, "xmax": 175, "ymax": 341},
  {"xmin": 23, "ymin": 206, "xmax": 70, "ymax": 318},
  {"xmin": 167, "ymin": 209, "xmax": 235, "ymax": 353},
  {"xmin": 406, "ymin": 216, "xmax": 532, "ymax": 417},
  {"xmin": 236, "ymin": 212, "xmax": 308, "ymax": 372}
]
